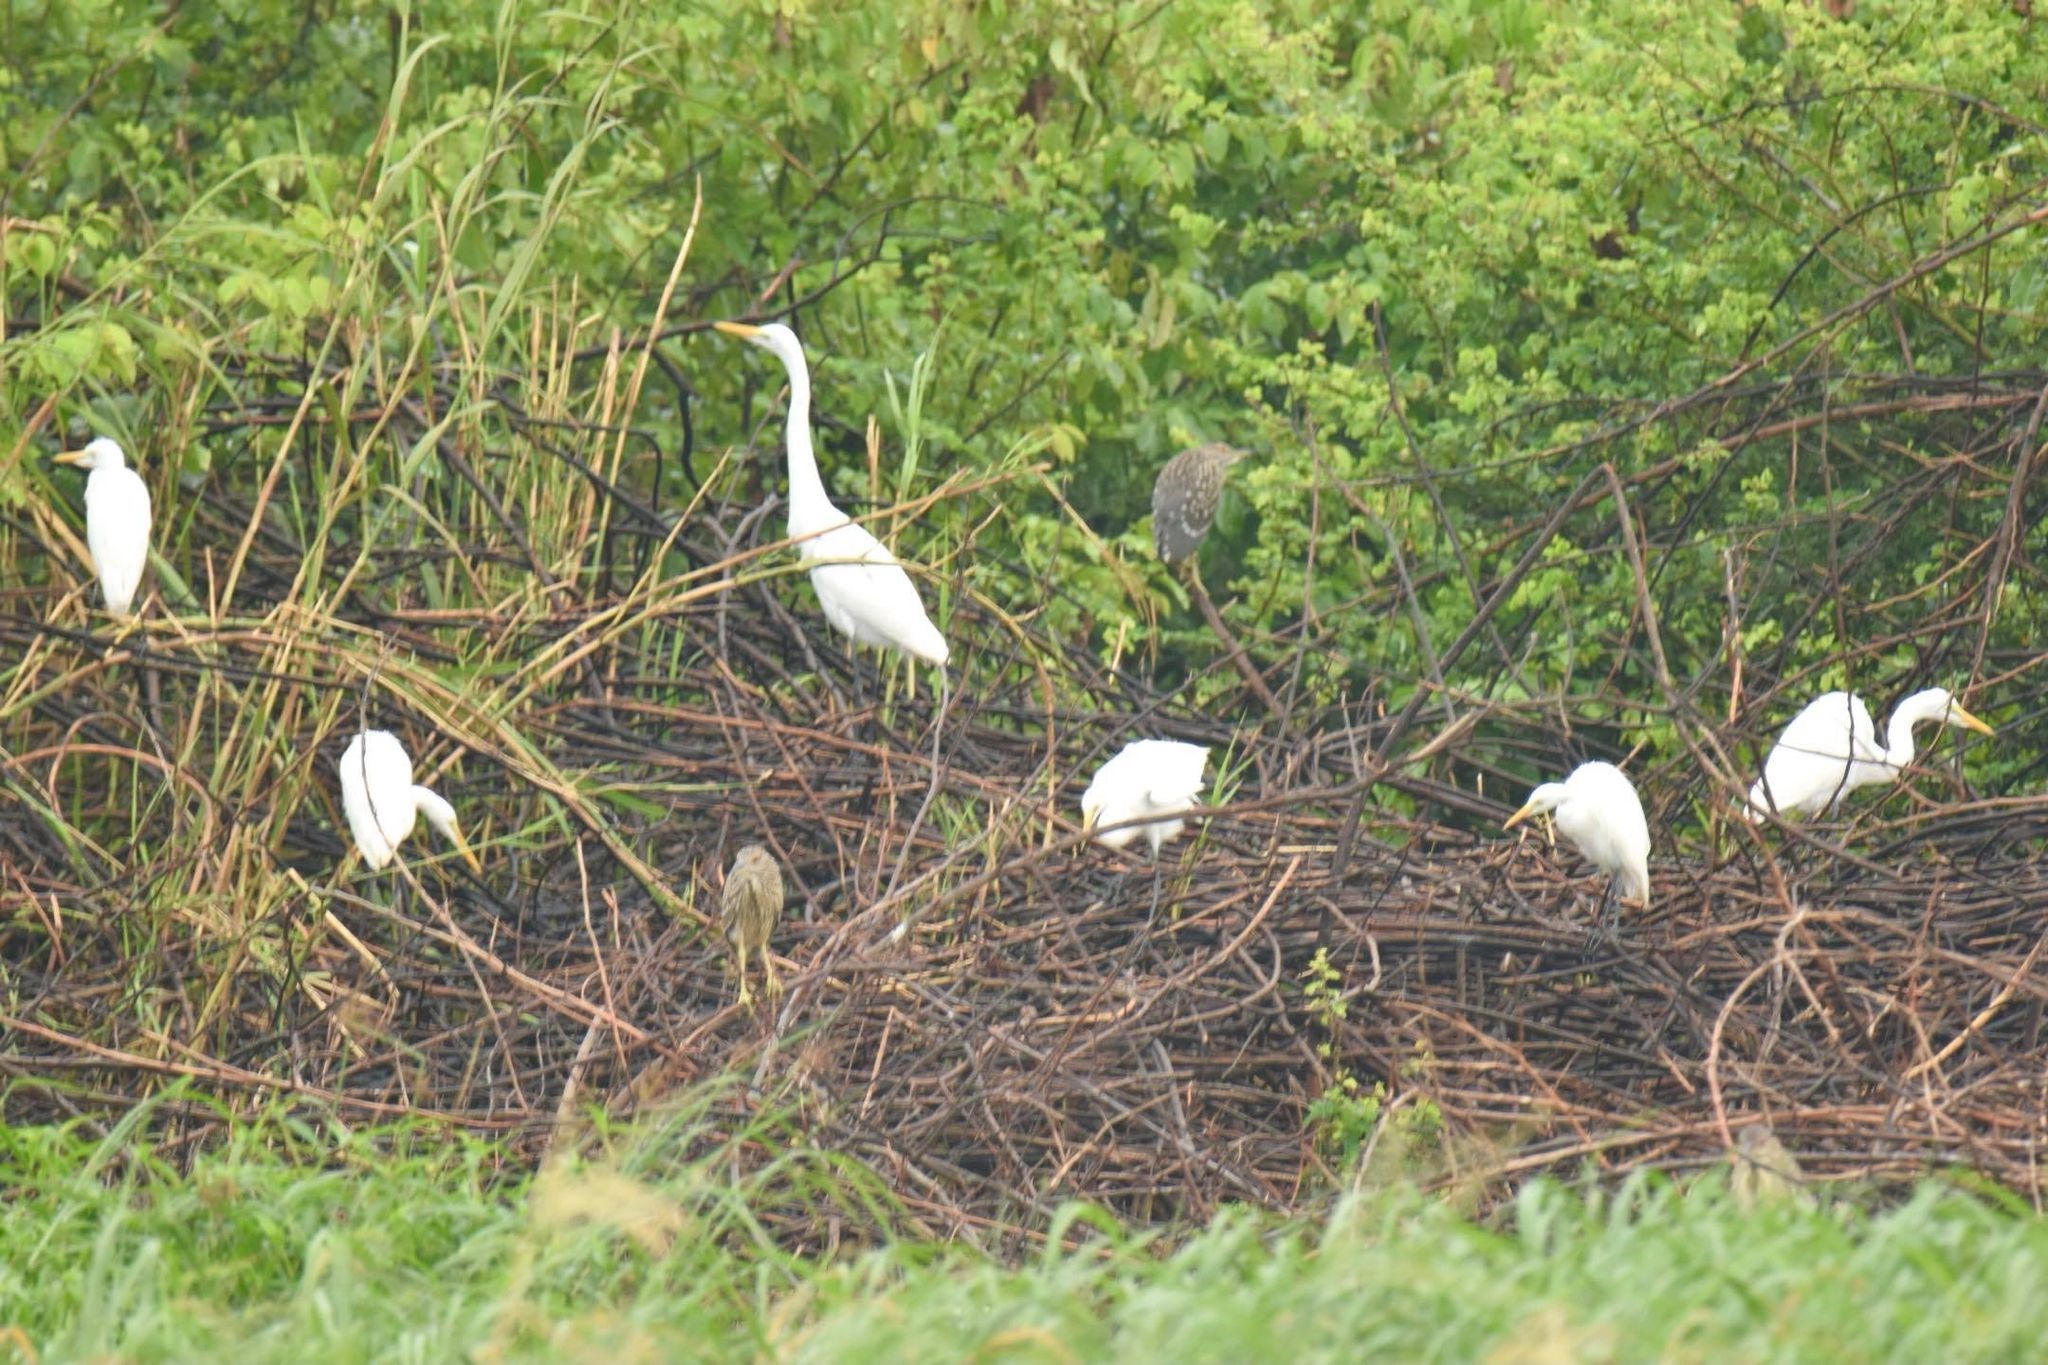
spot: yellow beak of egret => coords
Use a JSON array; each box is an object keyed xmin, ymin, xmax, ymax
[
  {"xmin": 1502, "ymin": 800, "xmax": 1540, "ymax": 831},
  {"xmin": 1950, "ymin": 703, "xmax": 1996, "ymax": 737},
  {"xmin": 713, "ymin": 320, "xmax": 762, "ymax": 340},
  {"xmin": 1081, "ymin": 804, "xmax": 1100, "ymax": 835},
  {"xmin": 52, "ymin": 448, "xmax": 91, "ymax": 466},
  {"xmin": 450, "ymin": 832, "xmax": 483, "ymax": 875}
]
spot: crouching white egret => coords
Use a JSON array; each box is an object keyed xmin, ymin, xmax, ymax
[
  {"xmin": 1081, "ymin": 739, "xmax": 1211, "ymax": 921},
  {"xmin": 52, "ymin": 437, "xmax": 152, "ymax": 617},
  {"xmin": 1504, "ymin": 761, "xmax": 1652, "ymax": 918},
  {"xmin": 1746, "ymin": 687, "xmax": 1994, "ymax": 819},
  {"xmin": 712, "ymin": 321, "xmax": 950, "ymax": 668},
  {"xmin": 721, "ymin": 843, "xmax": 786, "ymax": 1009},
  {"xmin": 337, "ymin": 729, "xmax": 481, "ymax": 874}
]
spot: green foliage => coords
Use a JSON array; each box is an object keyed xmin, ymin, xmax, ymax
[
  {"xmin": 6, "ymin": 1101, "xmax": 2048, "ymax": 1360},
  {"xmin": 9, "ymin": 2, "xmax": 2045, "ymax": 727},
  {"xmin": 1300, "ymin": 948, "xmax": 1441, "ymax": 1168}
]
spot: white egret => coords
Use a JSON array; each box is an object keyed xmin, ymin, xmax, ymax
[
  {"xmin": 1745, "ymin": 687, "xmax": 1994, "ymax": 819},
  {"xmin": 712, "ymin": 321, "xmax": 949, "ymax": 667},
  {"xmin": 52, "ymin": 437, "xmax": 152, "ymax": 617},
  {"xmin": 1504, "ymin": 761, "xmax": 1652, "ymax": 916},
  {"xmin": 337, "ymin": 729, "xmax": 481, "ymax": 874},
  {"xmin": 1081, "ymin": 739, "xmax": 1213, "ymax": 855},
  {"xmin": 721, "ymin": 844, "xmax": 786, "ymax": 1008}
]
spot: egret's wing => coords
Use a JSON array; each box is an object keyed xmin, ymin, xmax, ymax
[
  {"xmin": 1758, "ymin": 692, "xmax": 1871, "ymax": 814},
  {"xmin": 805, "ymin": 522, "xmax": 948, "ymax": 664},
  {"xmin": 1847, "ymin": 695, "xmax": 1887, "ymax": 763},
  {"xmin": 84, "ymin": 467, "xmax": 152, "ymax": 612},
  {"xmin": 1143, "ymin": 741, "xmax": 1212, "ymax": 810},
  {"xmin": 339, "ymin": 731, "xmax": 418, "ymax": 859}
]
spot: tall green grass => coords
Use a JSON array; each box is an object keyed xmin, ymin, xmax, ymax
[{"xmin": 4, "ymin": 1095, "xmax": 2045, "ymax": 1363}]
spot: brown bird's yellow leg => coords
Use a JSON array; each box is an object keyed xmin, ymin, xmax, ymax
[
  {"xmin": 763, "ymin": 952, "xmax": 783, "ymax": 1002},
  {"xmin": 735, "ymin": 943, "xmax": 754, "ymax": 1009}
]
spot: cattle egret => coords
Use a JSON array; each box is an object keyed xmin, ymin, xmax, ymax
[{"xmin": 53, "ymin": 437, "xmax": 152, "ymax": 617}]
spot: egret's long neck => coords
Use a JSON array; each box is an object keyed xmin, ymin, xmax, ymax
[
  {"xmin": 1882, "ymin": 703, "xmax": 1922, "ymax": 770},
  {"xmin": 776, "ymin": 351, "xmax": 837, "ymax": 534},
  {"xmin": 412, "ymin": 785, "xmax": 455, "ymax": 834}
]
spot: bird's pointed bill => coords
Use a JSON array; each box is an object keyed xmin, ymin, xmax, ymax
[
  {"xmin": 1948, "ymin": 703, "xmax": 1996, "ymax": 736},
  {"xmin": 1502, "ymin": 800, "xmax": 1540, "ymax": 830},
  {"xmin": 52, "ymin": 448, "xmax": 91, "ymax": 466},
  {"xmin": 713, "ymin": 320, "xmax": 762, "ymax": 340},
  {"xmin": 450, "ymin": 833, "xmax": 482, "ymax": 875}
]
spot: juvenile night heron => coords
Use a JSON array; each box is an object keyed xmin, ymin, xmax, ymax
[
  {"xmin": 1504, "ymin": 760, "xmax": 1651, "ymax": 918},
  {"xmin": 711, "ymin": 321, "xmax": 949, "ymax": 667},
  {"xmin": 1730, "ymin": 1123, "xmax": 1810, "ymax": 1210},
  {"xmin": 721, "ymin": 843, "xmax": 786, "ymax": 1007},
  {"xmin": 1151, "ymin": 442, "xmax": 1245, "ymax": 566},
  {"xmin": 1081, "ymin": 739, "xmax": 1211, "ymax": 920},
  {"xmin": 52, "ymin": 437, "xmax": 152, "ymax": 617},
  {"xmin": 336, "ymin": 730, "xmax": 482, "ymax": 874},
  {"xmin": 1745, "ymin": 687, "xmax": 1993, "ymax": 819}
]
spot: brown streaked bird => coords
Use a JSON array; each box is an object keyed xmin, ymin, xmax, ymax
[
  {"xmin": 720, "ymin": 844, "xmax": 786, "ymax": 1008},
  {"xmin": 1729, "ymin": 1122, "xmax": 1811, "ymax": 1211},
  {"xmin": 1151, "ymin": 442, "xmax": 1246, "ymax": 566}
]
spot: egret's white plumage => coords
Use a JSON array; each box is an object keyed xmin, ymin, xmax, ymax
[
  {"xmin": 337, "ymin": 729, "xmax": 481, "ymax": 873},
  {"xmin": 1504, "ymin": 761, "xmax": 1652, "ymax": 908},
  {"xmin": 53, "ymin": 437, "xmax": 152, "ymax": 617},
  {"xmin": 1746, "ymin": 687, "xmax": 1994, "ymax": 819},
  {"xmin": 1081, "ymin": 740, "xmax": 1211, "ymax": 856},
  {"xmin": 714, "ymin": 321, "xmax": 949, "ymax": 667}
]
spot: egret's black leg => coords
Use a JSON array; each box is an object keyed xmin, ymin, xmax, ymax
[{"xmin": 883, "ymin": 668, "xmax": 951, "ymax": 903}]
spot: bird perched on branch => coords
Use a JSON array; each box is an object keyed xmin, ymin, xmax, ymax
[
  {"xmin": 1151, "ymin": 442, "xmax": 1245, "ymax": 566},
  {"xmin": 1082, "ymin": 739, "xmax": 1211, "ymax": 920},
  {"xmin": 721, "ymin": 843, "xmax": 786, "ymax": 1008},
  {"xmin": 712, "ymin": 321, "xmax": 949, "ymax": 668},
  {"xmin": 1745, "ymin": 687, "xmax": 1994, "ymax": 819},
  {"xmin": 1504, "ymin": 761, "xmax": 1651, "ymax": 920},
  {"xmin": 337, "ymin": 729, "xmax": 481, "ymax": 875},
  {"xmin": 52, "ymin": 436, "xmax": 152, "ymax": 618}
]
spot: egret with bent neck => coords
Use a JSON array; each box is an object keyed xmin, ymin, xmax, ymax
[{"xmin": 1746, "ymin": 687, "xmax": 1995, "ymax": 819}]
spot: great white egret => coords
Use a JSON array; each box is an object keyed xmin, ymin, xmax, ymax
[
  {"xmin": 1745, "ymin": 687, "xmax": 1994, "ymax": 819},
  {"xmin": 1504, "ymin": 760, "xmax": 1652, "ymax": 914},
  {"xmin": 712, "ymin": 321, "xmax": 949, "ymax": 667},
  {"xmin": 721, "ymin": 843, "xmax": 786, "ymax": 1008},
  {"xmin": 1152, "ymin": 443, "xmax": 1245, "ymax": 565},
  {"xmin": 52, "ymin": 437, "xmax": 152, "ymax": 617},
  {"xmin": 337, "ymin": 729, "xmax": 481, "ymax": 874}
]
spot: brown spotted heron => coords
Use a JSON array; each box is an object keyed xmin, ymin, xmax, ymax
[
  {"xmin": 721, "ymin": 844, "xmax": 786, "ymax": 1007},
  {"xmin": 1151, "ymin": 443, "xmax": 1284, "ymax": 716},
  {"xmin": 1152, "ymin": 442, "xmax": 1244, "ymax": 566}
]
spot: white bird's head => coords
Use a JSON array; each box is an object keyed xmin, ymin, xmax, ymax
[
  {"xmin": 413, "ymin": 788, "xmax": 483, "ymax": 874},
  {"xmin": 713, "ymin": 320, "xmax": 806, "ymax": 370},
  {"xmin": 1898, "ymin": 687, "xmax": 1995, "ymax": 737},
  {"xmin": 53, "ymin": 437, "xmax": 128, "ymax": 472},
  {"xmin": 1503, "ymin": 782, "xmax": 1569, "ymax": 831}
]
